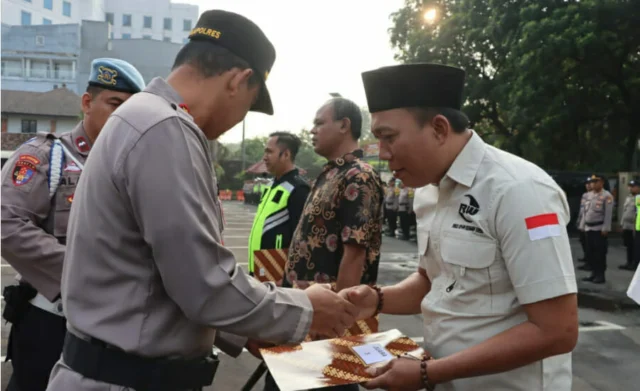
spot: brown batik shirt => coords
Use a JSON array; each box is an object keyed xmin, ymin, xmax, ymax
[{"xmin": 285, "ymin": 149, "xmax": 383, "ymax": 288}]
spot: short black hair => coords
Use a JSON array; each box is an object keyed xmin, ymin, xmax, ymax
[
  {"xmin": 329, "ymin": 98, "xmax": 362, "ymax": 140},
  {"xmin": 172, "ymin": 40, "xmax": 260, "ymax": 86},
  {"xmin": 85, "ymin": 85, "xmax": 105, "ymax": 100},
  {"xmin": 408, "ymin": 107, "xmax": 470, "ymax": 133},
  {"xmin": 269, "ymin": 131, "xmax": 301, "ymax": 162}
]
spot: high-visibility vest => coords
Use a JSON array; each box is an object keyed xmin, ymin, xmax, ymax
[
  {"xmin": 635, "ymin": 195, "xmax": 640, "ymax": 231},
  {"xmin": 248, "ymin": 181, "xmax": 296, "ymax": 273}
]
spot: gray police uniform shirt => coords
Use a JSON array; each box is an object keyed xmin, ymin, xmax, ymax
[
  {"xmin": 384, "ymin": 186, "xmax": 398, "ymax": 211},
  {"xmin": 576, "ymin": 191, "xmax": 592, "ymax": 230},
  {"xmin": 621, "ymin": 194, "xmax": 636, "ymax": 231},
  {"xmin": 414, "ymin": 130, "xmax": 576, "ymax": 391},
  {"xmin": 583, "ymin": 189, "xmax": 614, "ymax": 232},
  {"xmin": 1, "ymin": 123, "xmax": 90, "ymax": 302},
  {"xmin": 398, "ymin": 187, "xmax": 410, "ymax": 213},
  {"xmin": 47, "ymin": 78, "xmax": 313, "ymax": 390}
]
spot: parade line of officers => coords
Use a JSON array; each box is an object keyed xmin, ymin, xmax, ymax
[
  {"xmin": 1, "ymin": 8, "xmax": 588, "ymax": 391},
  {"xmin": 576, "ymin": 175, "xmax": 640, "ymax": 284}
]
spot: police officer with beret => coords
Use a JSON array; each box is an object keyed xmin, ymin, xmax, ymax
[
  {"xmin": 46, "ymin": 10, "xmax": 358, "ymax": 391},
  {"xmin": 342, "ymin": 63, "xmax": 578, "ymax": 391},
  {"xmin": 1, "ymin": 58, "xmax": 145, "ymax": 391}
]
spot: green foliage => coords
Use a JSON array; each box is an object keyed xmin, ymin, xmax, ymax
[{"xmin": 389, "ymin": 0, "xmax": 640, "ymax": 171}]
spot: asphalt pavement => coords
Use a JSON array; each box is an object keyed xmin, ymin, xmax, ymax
[{"xmin": 1, "ymin": 201, "xmax": 639, "ymax": 390}]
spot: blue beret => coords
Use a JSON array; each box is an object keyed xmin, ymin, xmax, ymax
[{"xmin": 88, "ymin": 58, "xmax": 145, "ymax": 94}]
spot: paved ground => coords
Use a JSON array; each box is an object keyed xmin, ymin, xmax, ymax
[{"xmin": 1, "ymin": 201, "xmax": 639, "ymax": 390}]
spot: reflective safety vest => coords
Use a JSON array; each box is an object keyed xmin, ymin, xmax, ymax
[
  {"xmin": 635, "ymin": 195, "xmax": 640, "ymax": 231},
  {"xmin": 248, "ymin": 180, "xmax": 296, "ymax": 273}
]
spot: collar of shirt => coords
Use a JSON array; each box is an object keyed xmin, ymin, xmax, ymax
[
  {"xmin": 71, "ymin": 121, "xmax": 92, "ymax": 156},
  {"xmin": 144, "ymin": 77, "xmax": 190, "ymax": 116},
  {"xmin": 273, "ymin": 168, "xmax": 300, "ymax": 187},
  {"xmin": 441, "ymin": 130, "xmax": 486, "ymax": 188},
  {"xmin": 323, "ymin": 149, "xmax": 364, "ymax": 171}
]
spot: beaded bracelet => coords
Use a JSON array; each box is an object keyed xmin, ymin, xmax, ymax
[
  {"xmin": 420, "ymin": 355, "xmax": 435, "ymax": 391},
  {"xmin": 372, "ymin": 285, "xmax": 384, "ymax": 316}
]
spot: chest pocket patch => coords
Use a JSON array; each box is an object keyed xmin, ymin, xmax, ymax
[
  {"xmin": 53, "ymin": 173, "xmax": 80, "ymax": 237},
  {"xmin": 272, "ymin": 189, "xmax": 284, "ymax": 204},
  {"xmin": 439, "ymin": 231, "xmax": 512, "ymax": 315}
]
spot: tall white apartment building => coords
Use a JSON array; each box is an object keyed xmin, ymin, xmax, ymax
[{"xmin": 1, "ymin": 0, "xmax": 199, "ymax": 44}]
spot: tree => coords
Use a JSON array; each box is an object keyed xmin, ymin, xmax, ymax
[{"xmin": 389, "ymin": 0, "xmax": 640, "ymax": 171}]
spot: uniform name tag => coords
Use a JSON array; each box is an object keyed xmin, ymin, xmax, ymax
[{"xmin": 351, "ymin": 343, "xmax": 393, "ymax": 365}]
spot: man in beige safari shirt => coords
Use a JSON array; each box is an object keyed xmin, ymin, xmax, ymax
[
  {"xmin": 341, "ymin": 63, "xmax": 578, "ymax": 391},
  {"xmin": 46, "ymin": 10, "xmax": 358, "ymax": 391}
]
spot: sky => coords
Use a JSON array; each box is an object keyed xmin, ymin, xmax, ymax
[{"xmin": 183, "ymin": 0, "xmax": 406, "ymax": 144}]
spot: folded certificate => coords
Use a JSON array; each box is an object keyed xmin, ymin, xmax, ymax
[{"xmin": 260, "ymin": 329, "xmax": 424, "ymax": 391}]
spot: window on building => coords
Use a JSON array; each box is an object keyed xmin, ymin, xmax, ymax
[
  {"xmin": 30, "ymin": 60, "xmax": 49, "ymax": 78},
  {"xmin": 1, "ymin": 59, "xmax": 23, "ymax": 77},
  {"xmin": 123, "ymin": 14, "xmax": 132, "ymax": 27},
  {"xmin": 21, "ymin": 11, "xmax": 32, "ymax": 25},
  {"xmin": 53, "ymin": 61, "xmax": 73, "ymax": 80},
  {"xmin": 142, "ymin": 35, "xmax": 151, "ymax": 40},
  {"xmin": 43, "ymin": 0, "xmax": 52, "ymax": 10},
  {"xmin": 21, "ymin": 120, "xmax": 38, "ymax": 134},
  {"xmin": 43, "ymin": 18, "xmax": 51, "ymax": 25},
  {"xmin": 143, "ymin": 16, "xmax": 152, "ymax": 28},
  {"xmin": 183, "ymin": 19, "xmax": 192, "ymax": 31},
  {"xmin": 105, "ymin": 12, "xmax": 114, "ymax": 25},
  {"xmin": 122, "ymin": 33, "xmax": 131, "ymax": 39},
  {"xmin": 163, "ymin": 36, "xmax": 171, "ymax": 42},
  {"xmin": 62, "ymin": 1, "xmax": 71, "ymax": 17},
  {"xmin": 163, "ymin": 17, "xmax": 172, "ymax": 30}
]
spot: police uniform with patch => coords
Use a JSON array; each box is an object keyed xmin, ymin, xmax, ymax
[
  {"xmin": 582, "ymin": 174, "xmax": 614, "ymax": 283},
  {"xmin": 46, "ymin": 11, "xmax": 314, "ymax": 391},
  {"xmin": 0, "ymin": 58, "xmax": 145, "ymax": 391},
  {"xmin": 576, "ymin": 177, "xmax": 593, "ymax": 265},
  {"xmin": 398, "ymin": 184, "xmax": 411, "ymax": 240},
  {"xmin": 620, "ymin": 180, "xmax": 638, "ymax": 270},
  {"xmin": 362, "ymin": 63, "xmax": 577, "ymax": 391},
  {"xmin": 384, "ymin": 180, "xmax": 399, "ymax": 235}
]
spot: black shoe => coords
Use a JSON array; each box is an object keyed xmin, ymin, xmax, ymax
[
  {"xmin": 619, "ymin": 264, "xmax": 636, "ymax": 271},
  {"xmin": 578, "ymin": 257, "xmax": 585, "ymax": 263},
  {"xmin": 578, "ymin": 265, "xmax": 592, "ymax": 271},
  {"xmin": 591, "ymin": 276, "xmax": 606, "ymax": 284},
  {"xmin": 581, "ymin": 275, "xmax": 596, "ymax": 282}
]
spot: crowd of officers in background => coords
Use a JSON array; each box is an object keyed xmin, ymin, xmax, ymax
[
  {"xmin": 576, "ymin": 174, "xmax": 640, "ymax": 284},
  {"xmin": 383, "ymin": 178, "xmax": 417, "ymax": 241},
  {"xmin": 243, "ymin": 175, "xmax": 272, "ymax": 205}
]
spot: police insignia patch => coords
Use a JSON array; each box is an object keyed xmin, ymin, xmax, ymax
[
  {"xmin": 75, "ymin": 136, "xmax": 90, "ymax": 152},
  {"xmin": 97, "ymin": 66, "xmax": 118, "ymax": 86},
  {"xmin": 12, "ymin": 155, "xmax": 40, "ymax": 186},
  {"xmin": 67, "ymin": 194, "xmax": 74, "ymax": 204}
]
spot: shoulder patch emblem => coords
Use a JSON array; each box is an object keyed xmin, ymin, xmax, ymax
[{"xmin": 12, "ymin": 155, "xmax": 40, "ymax": 186}]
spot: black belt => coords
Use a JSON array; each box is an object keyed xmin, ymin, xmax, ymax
[
  {"xmin": 62, "ymin": 332, "xmax": 219, "ymax": 391},
  {"xmin": 585, "ymin": 221, "xmax": 604, "ymax": 227}
]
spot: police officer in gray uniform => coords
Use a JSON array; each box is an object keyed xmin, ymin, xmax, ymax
[
  {"xmin": 582, "ymin": 174, "xmax": 614, "ymax": 284},
  {"xmin": 1, "ymin": 58, "xmax": 145, "ymax": 391},
  {"xmin": 46, "ymin": 10, "xmax": 358, "ymax": 391},
  {"xmin": 384, "ymin": 178, "xmax": 398, "ymax": 236},
  {"xmin": 620, "ymin": 180, "xmax": 639, "ymax": 270}
]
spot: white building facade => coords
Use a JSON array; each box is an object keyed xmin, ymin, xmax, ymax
[{"xmin": 1, "ymin": 0, "xmax": 198, "ymax": 44}]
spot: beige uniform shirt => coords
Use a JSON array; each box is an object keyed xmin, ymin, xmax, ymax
[
  {"xmin": 1, "ymin": 123, "xmax": 90, "ymax": 301},
  {"xmin": 621, "ymin": 194, "xmax": 637, "ymax": 230},
  {"xmin": 583, "ymin": 189, "xmax": 614, "ymax": 232},
  {"xmin": 415, "ymin": 131, "xmax": 576, "ymax": 391},
  {"xmin": 47, "ymin": 78, "xmax": 313, "ymax": 390}
]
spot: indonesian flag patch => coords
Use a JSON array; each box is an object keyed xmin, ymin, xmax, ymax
[{"xmin": 525, "ymin": 213, "xmax": 561, "ymax": 241}]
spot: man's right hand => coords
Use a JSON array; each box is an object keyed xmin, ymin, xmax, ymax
[{"xmin": 305, "ymin": 284, "xmax": 358, "ymax": 338}]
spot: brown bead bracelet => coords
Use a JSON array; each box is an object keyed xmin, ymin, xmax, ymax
[
  {"xmin": 420, "ymin": 354, "xmax": 435, "ymax": 391},
  {"xmin": 372, "ymin": 285, "xmax": 383, "ymax": 316}
]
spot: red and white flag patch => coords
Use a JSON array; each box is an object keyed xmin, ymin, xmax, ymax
[{"xmin": 525, "ymin": 213, "xmax": 561, "ymax": 241}]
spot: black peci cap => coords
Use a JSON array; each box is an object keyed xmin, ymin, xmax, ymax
[
  {"xmin": 361, "ymin": 63, "xmax": 466, "ymax": 113},
  {"xmin": 188, "ymin": 10, "xmax": 276, "ymax": 115}
]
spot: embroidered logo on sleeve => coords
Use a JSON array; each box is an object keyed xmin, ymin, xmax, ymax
[
  {"xmin": 11, "ymin": 155, "xmax": 40, "ymax": 186},
  {"xmin": 525, "ymin": 213, "xmax": 561, "ymax": 241}
]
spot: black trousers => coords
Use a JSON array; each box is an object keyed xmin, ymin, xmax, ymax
[
  {"xmin": 264, "ymin": 371, "xmax": 358, "ymax": 391},
  {"xmin": 579, "ymin": 231, "xmax": 588, "ymax": 260},
  {"xmin": 634, "ymin": 230, "xmax": 640, "ymax": 268},
  {"xmin": 586, "ymin": 231, "xmax": 608, "ymax": 277},
  {"xmin": 399, "ymin": 211, "xmax": 410, "ymax": 239},
  {"xmin": 623, "ymin": 229, "xmax": 634, "ymax": 266},
  {"xmin": 385, "ymin": 209, "xmax": 397, "ymax": 234},
  {"xmin": 6, "ymin": 304, "xmax": 67, "ymax": 391}
]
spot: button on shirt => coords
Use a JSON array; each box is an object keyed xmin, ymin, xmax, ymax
[{"xmin": 415, "ymin": 131, "xmax": 576, "ymax": 391}]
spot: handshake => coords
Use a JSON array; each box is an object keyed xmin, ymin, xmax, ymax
[
  {"xmin": 246, "ymin": 284, "xmax": 381, "ymax": 358},
  {"xmin": 305, "ymin": 284, "xmax": 381, "ymax": 338}
]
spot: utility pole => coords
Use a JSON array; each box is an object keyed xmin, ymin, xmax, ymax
[{"xmin": 241, "ymin": 118, "xmax": 246, "ymax": 171}]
